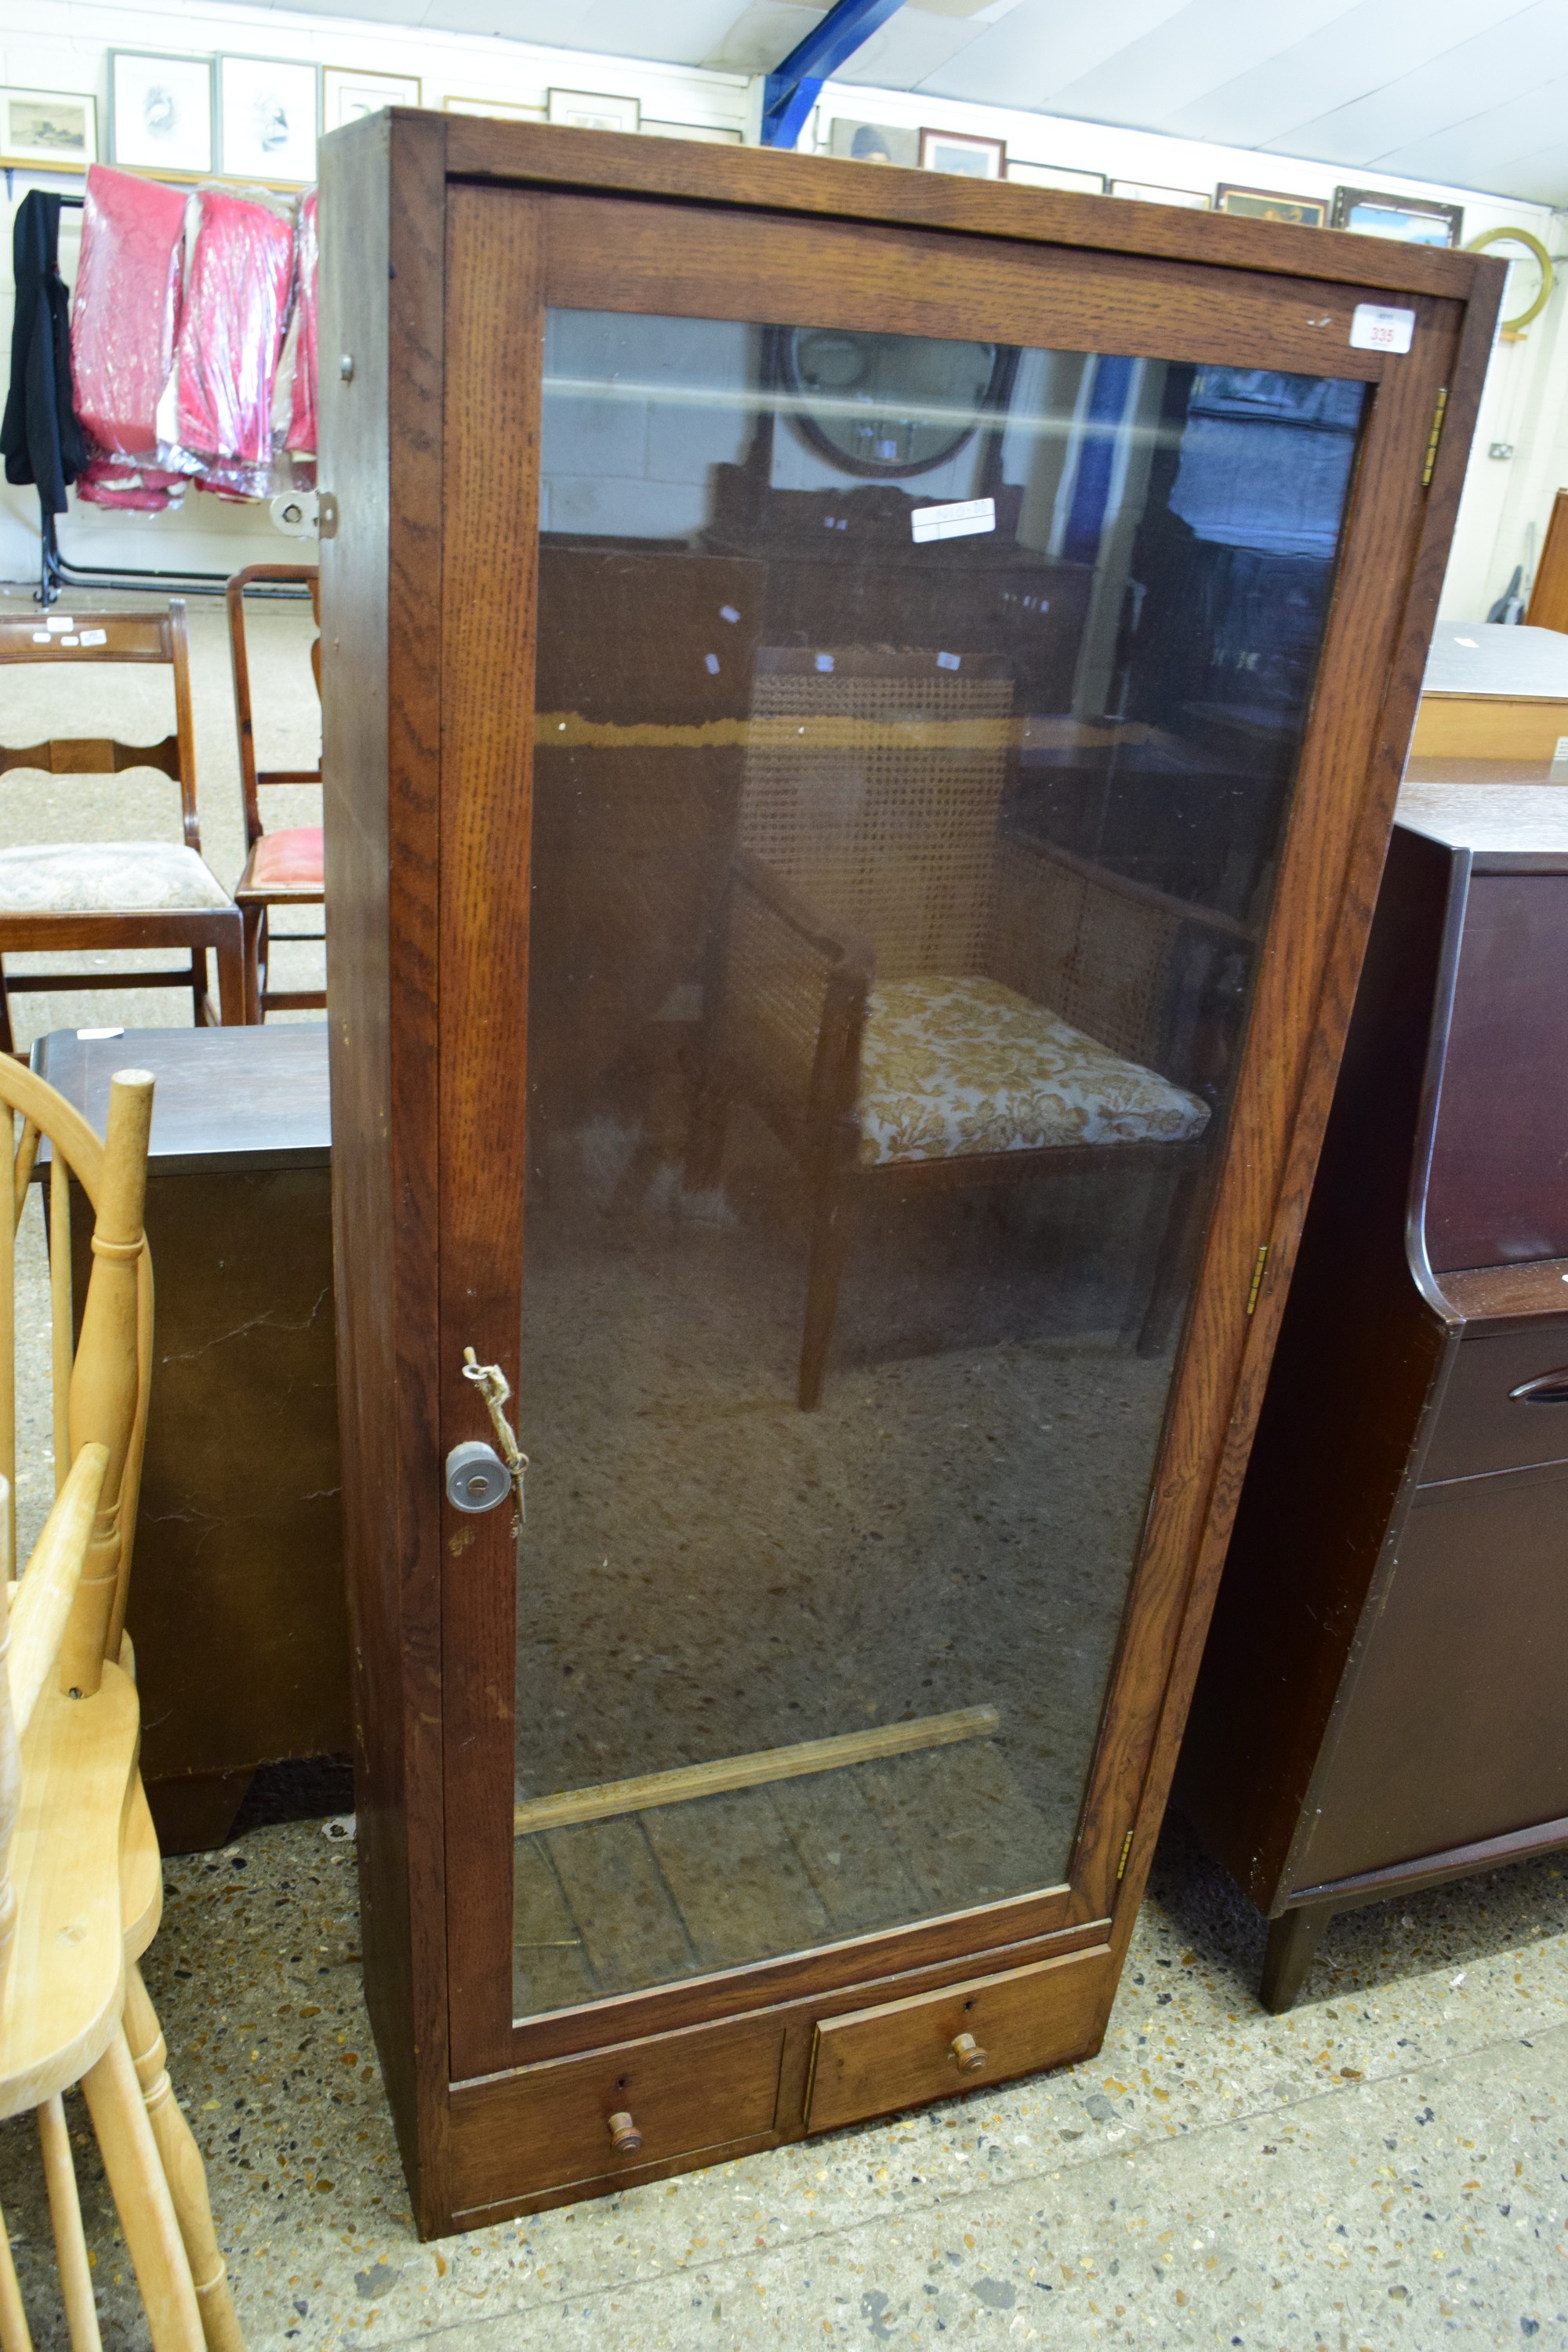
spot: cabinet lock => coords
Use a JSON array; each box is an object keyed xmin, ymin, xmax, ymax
[{"xmin": 445, "ymin": 1440, "xmax": 512, "ymax": 1514}]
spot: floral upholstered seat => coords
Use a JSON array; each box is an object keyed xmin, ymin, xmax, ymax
[
  {"xmin": 855, "ymin": 974, "xmax": 1210, "ymax": 1170},
  {"xmin": 0, "ymin": 842, "xmax": 233, "ymax": 916}
]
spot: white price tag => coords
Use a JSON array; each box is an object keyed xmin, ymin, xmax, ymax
[
  {"xmin": 912, "ymin": 496, "xmax": 995, "ymax": 545},
  {"xmin": 1349, "ymin": 303, "xmax": 1415, "ymax": 354}
]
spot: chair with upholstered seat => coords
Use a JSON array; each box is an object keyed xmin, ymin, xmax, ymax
[
  {"xmin": 0, "ymin": 605, "xmax": 243, "ymax": 1053},
  {"xmin": 226, "ymin": 564, "xmax": 325, "ymax": 1022},
  {"xmin": 686, "ymin": 647, "xmax": 1250, "ymax": 1409}
]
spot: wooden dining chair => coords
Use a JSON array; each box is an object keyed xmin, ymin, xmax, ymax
[
  {"xmin": 226, "ymin": 565, "xmax": 325, "ymax": 1022},
  {"xmin": 687, "ymin": 648, "xmax": 1250, "ymax": 1408},
  {"xmin": 0, "ymin": 1061, "xmax": 247, "ymax": 2351},
  {"xmin": 0, "ymin": 608, "xmax": 244, "ymax": 1054}
]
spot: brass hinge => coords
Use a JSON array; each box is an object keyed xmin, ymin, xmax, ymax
[
  {"xmin": 1116, "ymin": 1829, "xmax": 1134, "ymax": 1881},
  {"xmin": 1421, "ymin": 387, "xmax": 1449, "ymax": 488},
  {"xmin": 1246, "ymin": 1243, "xmax": 1269, "ymax": 1317}
]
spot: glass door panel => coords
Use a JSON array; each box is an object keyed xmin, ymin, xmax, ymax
[{"xmin": 512, "ymin": 311, "xmax": 1367, "ymax": 2021}]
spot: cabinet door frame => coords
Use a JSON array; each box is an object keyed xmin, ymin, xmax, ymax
[{"xmin": 320, "ymin": 113, "xmax": 1501, "ymax": 2210}]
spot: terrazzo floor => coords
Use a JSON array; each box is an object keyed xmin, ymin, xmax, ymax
[{"xmin": 0, "ymin": 1798, "xmax": 1563, "ymax": 2350}]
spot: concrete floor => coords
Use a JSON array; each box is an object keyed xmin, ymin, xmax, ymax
[{"xmin": 0, "ymin": 590, "xmax": 1566, "ymax": 2347}]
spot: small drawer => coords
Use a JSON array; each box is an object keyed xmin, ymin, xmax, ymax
[
  {"xmin": 450, "ymin": 2011, "xmax": 785, "ymax": 2208},
  {"xmin": 805, "ymin": 1942, "xmax": 1111, "ymax": 2134},
  {"xmin": 1425, "ymin": 1323, "xmax": 1568, "ymax": 1483}
]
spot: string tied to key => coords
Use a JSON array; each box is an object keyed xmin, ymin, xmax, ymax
[{"xmin": 462, "ymin": 1348, "xmax": 529, "ymax": 1532}]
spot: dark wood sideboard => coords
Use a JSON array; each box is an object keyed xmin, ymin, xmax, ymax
[
  {"xmin": 1178, "ymin": 782, "xmax": 1568, "ymax": 2009},
  {"xmin": 35, "ymin": 1024, "xmax": 350, "ymax": 1850}
]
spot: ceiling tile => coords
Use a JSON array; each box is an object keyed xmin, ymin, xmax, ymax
[
  {"xmin": 1370, "ymin": 67, "xmax": 1568, "ymax": 191},
  {"xmin": 1040, "ymin": 0, "xmax": 1352, "ymax": 132},
  {"xmin": 920, "ymin": 0, "xmax": 1193, "ymax": 111},
  {"xmin": 1166, "ymin": 0, "xmax": 1523, "ymax": 149},
  {"xmin": 702, "ymin": 1, "xmax": 825, "ymax": 72},
  {"xmin": 1258, "ymin": 0, "xmax": 1566, "ymax": 165}
]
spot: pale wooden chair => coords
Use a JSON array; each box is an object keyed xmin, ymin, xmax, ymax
[
  {"xmin": 688, "ymin": 648, "xmax": 1251, "ymax": 1407},
  {"xmin": 226, "ymin": 566, "xmax": 325, "ymax": 1022},
  {"xmin": 0, "ymin": 1063, "xmax": 245, "ymax": 2352},
  {"xmin": 0, "ymin": 607, "xmax": 244, "ymax": 1052}
]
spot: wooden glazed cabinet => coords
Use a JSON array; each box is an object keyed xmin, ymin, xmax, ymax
[
  {"xmin": 1180, "ymin": 785, "xmax": 1568, "ymax": 2010},
  {"xmin": 316, "ymin": 114, "xmax": 1498, "ymax": 2231}
]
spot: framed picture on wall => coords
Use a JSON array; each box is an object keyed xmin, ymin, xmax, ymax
[
  {"xmin": 547, "ymin": 89, "xmax": 640, "ymax": 133},
  {"xmin": 919, "ymin": 128, "xmax": 1005, "ymax": 179},
  {"xmin": 643, "ymin": 122, "xmax": 744, "ymax": 144},
  {"xmin": 1006, "ymin": 159, "xmax": 1105, "ymax": 195},
  {"xmin": 109, "ymin": 52, "xmax": 213, "ymax": 176},
  {"xmin": 443, "ymin": 98, "xmax": 546, "ymax": 121},
  {"xmin": 829, "ymin": 118, "xmax": 919, "ymax": 167},
  {"xmin": 323, "ymin": 69, "xmax": 421, "ymax": 131},
  {"xmin": 0, "ymin": 89, "xmax": 97, "ymax": 172},
  {"xmin": 1111, "ymin": 180, "xmax": 1210, "ymax": 209},
  {"xmin": 1332, "ymin": 186, "xmax": 1463, "ymax": 246},
  {"xmin": 1215, "ymin": 183, "xmax": 1327, "ymax": 228},
  {"xmin": 218, "ymin": 56, "xmax": 318, "ymax": 183}
]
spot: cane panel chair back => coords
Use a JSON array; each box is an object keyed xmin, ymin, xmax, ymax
[{"xmin": 737, "ymin": 647, "xmax": 1015, "ymax": 981}]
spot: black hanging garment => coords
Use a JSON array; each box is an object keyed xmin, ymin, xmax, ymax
[{"xmin": 1, "ymin": 191, "xmax": 88, "ymax": 514}]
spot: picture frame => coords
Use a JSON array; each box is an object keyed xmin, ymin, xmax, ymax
[
  {"xmin": 109, "ymin": 52, "xmax": 213, "ymax": 177},
  {"xmin": 829, "ymin": 118, "xmax": 919, "ymax": 168},
  {"xmin": 0, "ymin": 88, "xmax": 97, "ymax": 172},
  {"xmin": 443, "ymin": 98, "xmax": 546, "ymax": 122},
  {"xmin": 1005, "ymin": 159, "xmax": 1105, "ymax": 196},
  {"xmin": 1215, "ymin": 183, "xmax": 1327, "ymax": 229},
  {"xmin": 642, "ymin": 122, "xmax": 744, "ymax": 144},
  {"xmin": 919, "ymin": 128, "xmax": 1005, "ymax": 180},
  {"xmin": 1332, "ymin": 186, "xmax": 1463, "ymax": 248},
  {"xmin": 323, "ymin": 69, "xmax": 421, "ymax": 132},
  {"xmin": 546, "ymin": 89, "xmax": 640, "ymax": 135},
  {"xmin": 1110, "ymin": 180, "xmax": 1210, "ymax": 210},
  {"xmin": 218, "ymin": 56, "xmax": 318, "ymax": 183}
]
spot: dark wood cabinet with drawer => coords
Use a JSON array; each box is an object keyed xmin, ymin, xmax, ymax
[
  {"xmin": 318, "ymin": 111, "xmax": 1494, "ymax": 2228},
  {"xmin": 1179, "ymin": 786, "xmax": 1568, "ymax": 2009}
]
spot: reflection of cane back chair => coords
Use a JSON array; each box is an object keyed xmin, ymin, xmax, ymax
[
  {"xmin": 227, "ymin": 564, "xmax": 327, "ymax": 1022},
  {"xmin": 688, "ymin": 648, "xmax": 1242, "ymax": 1409}
]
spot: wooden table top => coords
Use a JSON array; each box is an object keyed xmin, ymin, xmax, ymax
[{"xmin": 33, "ymin": 1025, "xmax": 330, "ymax": 1174}]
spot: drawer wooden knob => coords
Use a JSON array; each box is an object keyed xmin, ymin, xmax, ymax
[
  {"xmin": 949, "ymin": 2031, "xmax": 987, "ymax": 2074},
  {"xmin": 608, "ymin": 2110, "xmax": 643, "ymax": 2154}
]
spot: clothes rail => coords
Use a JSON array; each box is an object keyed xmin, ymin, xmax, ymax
[{"xmin": 30, "ymin": 193, "xmax": 309, "ymax": 610}]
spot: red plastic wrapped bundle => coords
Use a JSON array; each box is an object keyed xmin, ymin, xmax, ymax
[
  {"xmin": 279, "ymin": 190, "xmax": 318, "ymax": 459},
  {"xmin": 163, "ymin": 188, "xmax": 294, "ymax": 497},
  {"xmin": 71, "ymin": 165, "xmax": 187, "ymax": 507}
]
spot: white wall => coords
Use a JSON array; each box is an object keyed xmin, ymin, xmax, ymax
[{"xmin": 3, "ymin": 0, "xmax": 1566, "ymax": 617}]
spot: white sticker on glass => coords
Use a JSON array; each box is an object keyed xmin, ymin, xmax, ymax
[
  {"xmin": 78, "ymin": 629, "xmax": 107, "ymax": 646},
  {"xmin": 1349, "ymin": 303, "xmax": 1415, "ymax": 354},
  {"xmin": 45, "ymin": 616, "xmax": 74, "ymax": 631},
  {"xmin": 912, "ymin": 496, "xmax": 996, "ymax": 545},
  {"xmin": 936, "ymin": 652, "xmax": 961, "ymax": 671}
]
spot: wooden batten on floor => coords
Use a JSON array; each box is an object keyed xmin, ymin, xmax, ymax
[{"xmin": 513, "ymin": 1706, "xmax": 1002, "ymax": 1837}]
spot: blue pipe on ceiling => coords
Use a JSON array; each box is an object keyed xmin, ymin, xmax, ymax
[{"xmin": 760, "ymin": 0, "xmax": 907, "ymax": 149}]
